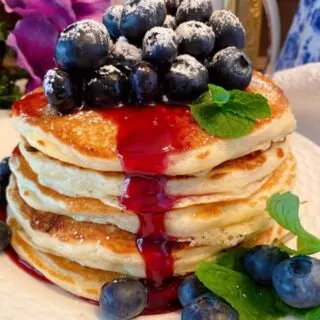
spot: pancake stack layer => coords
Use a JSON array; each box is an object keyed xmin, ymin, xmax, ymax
[{"xmin": 7, "ymin": 72, "xmax": 296, "ymax": 303}]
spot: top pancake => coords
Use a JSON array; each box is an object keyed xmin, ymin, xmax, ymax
[{"xmin": 12, "ymin": 72, "xmax": 296, "ymax": 175}]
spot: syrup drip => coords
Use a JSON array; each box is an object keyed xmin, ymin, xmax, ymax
[{"xmin": 100, "ymin": 106, "xmax": 190, "ymax": 285}]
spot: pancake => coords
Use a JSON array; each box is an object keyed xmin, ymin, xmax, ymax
[
  {"xmin": 19, "ymin": 138, "xmax": 289, "ymax": 198},
  {"xmin": 9, "ymin": 218, "xmax": 284, "ymax": 302},
  {"xmin": 9, "ymin": 151, "xmax": 296, "ymax": 243},
  {"xmin": 7, "ymin": 179, "xmax": 279, "ymax": 278},
  {"xmin": 12, "ymin": 72, "xmax": 296, "ymax": 175},
  {"xmin": 12, "ymin": 143, "xmax": 292, "ymax": 210}
]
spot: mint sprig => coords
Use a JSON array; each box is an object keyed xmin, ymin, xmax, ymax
[
  {"xmin": 267, "ymin": 192, "xmax": 320, "ymax": 255},
  {"xmin": 195, "ymin": 192, "xmax": 320, "ymax": 320},
  {"xmin": 190, "ymin": 85, "xmax": 271, "ymax": 138}
]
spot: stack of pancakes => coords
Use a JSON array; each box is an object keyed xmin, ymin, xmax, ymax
[{"xmin": 7, "ymin": 72, "xmax": 296, "ymax": 301}]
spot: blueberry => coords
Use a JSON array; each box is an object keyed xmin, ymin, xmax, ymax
[
  {"xmin": 84, "ymin": 65, "xmax": 130, "ymax": 107},
  {"xmin": 165, "ymin": 0, "xmax": 181, "ymax": 15},
  {"xmin": 176, "ymin": 0, "xmax": 213, "ymax": 24},
  {"xmin": 0, "ymin": 221, "xmax": 11, "ymax": 250},
  {"xmin": 143, "ymin": 27, "xmax": 178, "ymax": 65},
  {"xmin": 182, "ymin": 293, "xmax": 239, "ymax": 320},
  {"xmin": 120, "ymin": 0, "xmax": 167, "ymax": 45},
  {"xmin": 209, "ymin": 10, "xmax": 245, "ymax": 51},
  {"xmin": 0, "ymin": 157, "xmax": 10, "ymax": 203},
  {"xmin": 243, "ymin": 245, "xmax": 289, "ymax": 284},
  {"xmin": 43, "ymin": 68, "xmax": 78, "ymax": 115},
  {"xmin": 163, "ymin": 15, "xmax": 177, "ymax": 30},
  {"xmin": 178, "ymin": 274, "xmax": 211, "ymax": 307},
  {"xmin": 100, "ymin": 278, "xmax": 147, "ymax": 320},
  {"xmin": 164, "ymin": 54, "xmax": 208, "ymax": 102},
  {"xmin": 106, "ymin": 37, "xmax": 142, "ymax": 75},
  {"xmin": 176, "ymin": 21, "xmax": 215, "ymax": 59},
  {"xmin": 55, "ymin": 20, "xmax": 110, "ymax": 72},
  {"xmin": 102, "ymin": 5, "xmax": 124, "ymax": 40},
  {"xmin": 131, "ymin": 62, "xmax": 159, "ymax": 104},
  {"xmin": 208, "ymin": 47, "xmax": 253, "ymax": 90},
  {"xmin": 273, "ymin": 256, "xmax": 320, "ymax": 309}
]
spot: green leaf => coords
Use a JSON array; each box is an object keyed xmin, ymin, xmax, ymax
[
  {"xmin": 196, "ymin": 262, "xmax": 285, "ymax": 320},
  {"xmin": 267, "ymin": 192, "xmax": 320, "ymax": 255},
  {"xmin": 191, "ymin": 105, "xmax": 255, "ymax": 138},
  {"xmin": 190, "ymin": 83, "xmax": 272, "ymax": 139},
  {"xmin": 306, "ymin": 306, "xmax": 320, "ymax": 320},
  {"xmin": 225, "ymin": 90, "xmax": 271, "ymax": 120},
  {"xmin": 215, "ymin": 247, "xmax": 247, "ymax": 272},
  {"xmin": 208, "ymin": 84, "xmax": 230, "ymax": 105},
  {"xmin": 191, "ymin": 90, "xmax": 214, "ymax": 109}
]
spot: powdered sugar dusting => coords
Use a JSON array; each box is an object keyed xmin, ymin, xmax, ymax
[
  {"xmin": 172, "ymin": 54, "xmax": 207, "ymax": 78},
  {"xmin": 111, "ymin": 38, "xmax": 142, "ymax": 61},
  {"xmin": 209, "ymin": 10, "xmax": 245, "ymax": 35},
  {"xmin": 104, "ymin": 5, "xmax": 123, "ymax": 20},
  {"xmin": 163, "ymin": 15, "xmax": 177, "ymax": 29},
  {"xmin": 59, "ymin": 19, "xmax": 109, "ymax": 44},
  {"xmin": 87, "ymin": 65, "xmax": 122, "ymax": 86},
  {"xmin": 123, "ymin": 0, "xmax": 166, "ymax": 17},
  {"xmin": 211, "ymin": 46, "xmax": 239, "ymax": 64},
  {"xmin": 178, "ymin": 0, "xmax": 211, "ymax": 11},
  {"xmin": 176, "ymin": 20, "xmax": 215, "ymax": 43},
  {"xmin": 43, "ymin": 70, "xmax": 57, "ymax": 95},
  {"xmin": 143, "ymin": 26, "xmax": 177, "ymax": 52}
]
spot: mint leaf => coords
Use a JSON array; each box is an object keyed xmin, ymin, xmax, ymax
[
  {"xmin": 190, "ymin": 84, "xmax": 271, "ymax": 139},
  {"xmin": 191, "ymin": 90, "xmax": 213, "ymax": 109},
  {"xmin": 208, "ymin": 84, "xmax": 230, "ymax": 104},
  {"xmin": 306, "ymin": 307, "xmax": 320, "ymax": 320},
  {"xmin": 196, "ymin": 262, "xmax": 284, "ymax": 320},
  {"xmin": 225, "ymin": 90, "xmax": 271, "ymax": 120},
  {"xmin": 267, "ymin": 192, "xmax": 320, "ymax": 255},
  {"xmin": 191, "ymin": 105, "xmax": 255, "ymax": 138},
  {"xmin": 215, "ymin": 248, "xmax": 247, "ymax": 272}
]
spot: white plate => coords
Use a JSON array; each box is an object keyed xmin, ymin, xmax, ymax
[{"xmin": 0, "ymin": 110, "xmax": 320, "ymax": 320}]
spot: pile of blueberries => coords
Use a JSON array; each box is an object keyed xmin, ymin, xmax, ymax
[
  {"xmin": 43, "ymin": 0, "xmax": 253, "ymax": 114},
  {"xmin": 99, "ymin": 245, "xmax": 320, "ymax": 319}
]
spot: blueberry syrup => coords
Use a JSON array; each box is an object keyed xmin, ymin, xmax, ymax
[{"xmin": 99, "ymin": 106, "xmax": 192, "ymax": 285}]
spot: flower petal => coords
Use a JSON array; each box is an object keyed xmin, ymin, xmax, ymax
[
  {"xmin": 6, "ymin": 16, "xmax": 58, "ymax": 91},
  {"xmin": 72, "ymin": 0, "xmax": 110, "ymax": 21},
  {"xmin": 1, "ymin": 0, "xmax": 75, "ymax": 30}
]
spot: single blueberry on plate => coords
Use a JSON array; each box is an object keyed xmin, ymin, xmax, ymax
[
  {"xmin": 244, "ymin": 245, "xmax": 289, "ymax": 284},
  {"xmin": 143, "ymin": 27, "xmax": 178, "ymax": 65},
  {"xmin": 0, "ymin": 221, "xmax": 11, "ymax": 250},
  {"xmin": 163, "ymin": 15, "xmax": 177, "ymax": 30},
  {"xmin": 182, "ymin": 293, "xmax": 239, "ymax": 320},
  {"xmin": 209, "ymin": 10, "xmax": 245, "ymax": 51},
  {"xmin": 106, "ymin": 37, "xmax": 142, "ymax": 75},
  {"xmin": 273, "ymin": 256, "xmax": 320, "ymax": 309},
  {"xmin": 131, "ymin": 62, "xmax": 159, "ymax": 104},
  {"xmin": 176, "ymin": 0, "xmax": 213, "ymax": 24},
  {"xmin": 84, "ymin": 65, "xmax": 130, "ymax": 107},
  {"xmin": 120, "ymin": 0, "xmax": 167, "ymax": 45},
  {"xmin": 178, "ymin": 274, "xmax": 211, "ymax": 307},
  {"xmin": 55, "ymin": 20, "xmax": 110, "ymax": 72},
  {"xmin": 208, "ymin": 47, "xmax": 253, "ymax": 90},
  {"xmin": 103, "ymin": 5, "xmax": 124, "ymax": 40},
  {"xmin": 0, "ymin": 157, "xmax": 10, "ymax": 203},
  {"xmin": 164, "ymin": 54, "xmax": 208, "ymax": 102},
  {"xmin": 176, "ymin": 21, "xmax": 215, "ymax": 58},
  {"xmin": 43, "ymin": 68, "xmax": 78, "ymax": 115},
  {"xmin": 100, "ymin": 278, "xmax": 147, "ymax": 320},
  {"xmin": 164, "ymin": 0, "xmax": 181, "ymax": 15}
]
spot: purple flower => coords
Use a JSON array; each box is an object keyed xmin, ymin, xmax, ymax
[{"xmin": 2, "ymin": 0, "xmax": 111, "ymax": 91}]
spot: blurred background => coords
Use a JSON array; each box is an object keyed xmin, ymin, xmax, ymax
[{"xmin": 0, "ymin": 0, "xmax": 319, "ymax": 142}]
